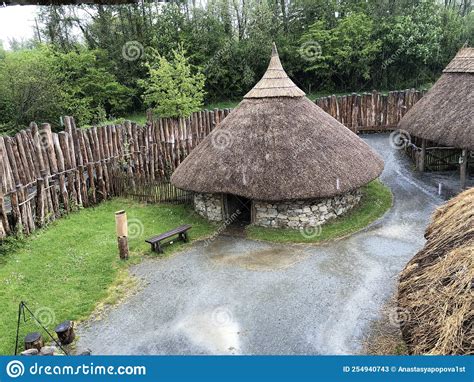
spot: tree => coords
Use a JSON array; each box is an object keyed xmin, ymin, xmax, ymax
[
  {"xmin": 0, "ymin": 47, "xmax": 63, "ymax": 133},
  {"xmin": 302, "ymin": 13, "xmax": 381, "ymax": 90},
  {"xmin": 54, "ymin": 48, "xmax": 133, "ymax": 125},
  {"xmin": 377, "ymin": 0, "xmax": 445, "ymax": 88},
  {"xmin": 141, "ymin": 45, "xmax": 206, "ymax": 117}
]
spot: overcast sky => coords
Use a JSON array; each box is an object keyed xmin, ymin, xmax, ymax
[{"xmin": 0, "ymin": 5, "xmax": 38, "ymax": 49}]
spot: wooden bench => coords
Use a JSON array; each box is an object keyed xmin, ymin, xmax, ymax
[{"xmin": 145, "ymin": 224, "xmax": 192, "ymax": 254}]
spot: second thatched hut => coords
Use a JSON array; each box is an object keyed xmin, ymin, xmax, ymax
[
  {"xmin": 171, "ymin": 44, "xmax": 384, "ymax": 228},
  {"xmin": 398, "ymin": 47, "xmax": 473, "ymax": 189}
]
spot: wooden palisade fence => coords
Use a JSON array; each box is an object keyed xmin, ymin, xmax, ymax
[
  {"xmin": 314, "ymin": 89, "xmax": 425, "ymax": 132},
  {"xmin": 0, "ymin": 89, "xmax": 425, "ymax": 239}
]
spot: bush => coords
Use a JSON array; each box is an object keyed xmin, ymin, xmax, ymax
[{"xmin": 141, "ymin": 45, "xmax": 206, "ymax": 118}]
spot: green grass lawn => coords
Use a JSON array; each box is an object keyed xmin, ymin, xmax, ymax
[
  {"xmin": 246, "ymin": 180, "xmax": 392, "ymax": 244},
  {"xmin": 0, "ymin": 199, "xmax": 215, "ymax": 355}
]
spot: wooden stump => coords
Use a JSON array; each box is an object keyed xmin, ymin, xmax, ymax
[
  {"xmin": 54, "ymin": 320, "xmax": 76, "ymax": 345},
  {"xmin": 117, "ymin": 236, "xmax": 129, "ymax": 260},
  {"xmin": 24, "ymin": 332, "xmax": 43, "ymax": 351},
  {"xmin": 115, "ymin": 210, "xmax": 129, "ymax": 260}
]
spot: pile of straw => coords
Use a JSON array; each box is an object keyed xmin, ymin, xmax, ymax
[{"xmin": 398, "ymin": 188, "xmax": 473, "ymax": 354}]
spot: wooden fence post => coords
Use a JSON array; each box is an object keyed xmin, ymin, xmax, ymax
[
  {"xmin": 35, "ymin": 176, "xmax": 45, "ymax": 227},
  {"xmin": 0, "ymin": 193, "xmax": 10, "ymax": 236}
]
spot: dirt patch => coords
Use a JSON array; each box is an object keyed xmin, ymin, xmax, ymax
[{"xmin": 208, "ymin": 244, "xmax": 307, "ymax": 271}]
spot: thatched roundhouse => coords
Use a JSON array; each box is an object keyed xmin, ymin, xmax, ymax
[
  {"xmin": 398, "ymin": 47, "xmax": 473, "ymax": 188},
  {"xmin": 398, "ymin": 188, "xmax": 473, "ymax": 354},
  {"xmin": 171, "ymin": 44, "xmax": 384, "ymax": 228}
]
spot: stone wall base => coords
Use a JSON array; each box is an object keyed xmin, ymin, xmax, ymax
[
  {"xmin": 193, "ymin": 189, "xmax": 363, "ymax": 229},
  {"xmin": 254, "ymin": 189, "xmax": 362, "ymax": 229},
  {"xmin": 194, "ymin": 193, "xmax": 223, "ymax": 221}
]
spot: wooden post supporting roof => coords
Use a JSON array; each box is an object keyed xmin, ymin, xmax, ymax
[
  {"xmin": 418, "ymin": 138, "xmax": 426, "ymax": 172},
  {"xmin": 460, "ymin": 149, "xmax": 468, "ymax": 189}
]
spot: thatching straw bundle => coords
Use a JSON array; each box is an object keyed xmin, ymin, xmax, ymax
[{"xmin": 398, "ymin": 188, "xmax": 474, "ymax": 354}]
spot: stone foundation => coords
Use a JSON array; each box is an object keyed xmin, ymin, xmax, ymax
[
  {"xmin": 193, "ymin": 189, "xmax": 363, "ymax": 229},
  {"xmin": 253, "ymin": 189, "xmax": 362, "ymax": 228},
  {"xmin": 194, "ymin": 193, "xmax": 223, "ymax": 221}
]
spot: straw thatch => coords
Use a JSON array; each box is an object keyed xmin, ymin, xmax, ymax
[
  {"xmin": 443, "ymin": 47, "xmax": 474, "ymax": 73},
  {"xmin": 171, "ymin": 44, "xmax": 384, "ymax": 201},
  {"xmin": 398, "ymin": 188, "xmax": 474, "ymax": 355},
  {"xmin": 398, "ymin": 47, "xmax": 474, "ymax": 150}
]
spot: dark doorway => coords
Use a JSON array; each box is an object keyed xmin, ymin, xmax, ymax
[{"xmin": 225, "ymin": 194, "xmax": 252, "ymax": 225}]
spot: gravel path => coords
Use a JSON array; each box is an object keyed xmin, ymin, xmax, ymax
[{"xmin": 76, "ymin": 133, "xmax": 444, "ymax": 355}]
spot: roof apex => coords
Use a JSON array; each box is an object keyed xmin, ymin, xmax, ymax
[
  {"xmin": 244, "ymin": 42, "xmax": 306, "ymax": 99},
  {"xmin": 443, "ymin": 47, "xmax": 474, "ymax": 73}
]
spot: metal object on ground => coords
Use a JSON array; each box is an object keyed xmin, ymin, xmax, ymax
[{"xmin": 55, "ymin": 320, "xmax": 76, "ymax": 345}]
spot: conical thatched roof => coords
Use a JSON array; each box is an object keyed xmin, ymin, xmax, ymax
[
  {"xmin": 398, "ymin": 188, "xmax": 474, "ymax": 354},
  {"xmin": 398, "ymin": 47, "xmax": 474, "ymax": 150},
  {"xmin": 171, "ymin": 43, "xmax": 384, "ymax": 201}
]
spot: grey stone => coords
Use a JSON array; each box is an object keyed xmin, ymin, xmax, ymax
[
  {"xmin": 21, "ymin": 349, "xmax": 39, "ymax": 356},
  {"xmin": 40, "ymin": 346, "xmax": 55, "ymax": 356}
]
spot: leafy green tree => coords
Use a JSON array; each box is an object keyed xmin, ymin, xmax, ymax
[
  {"xmin": 302, "ymin": 13, "xmax": 381, "ymax": 89},
  {"xmin": 141, "ymin": 45, "xmax": 206, "ymax": 117},
  {"xmin": 0, "ymin": 0, "xmax": 472, "ymax": 133},
  {"xmin": 377, "ymin": 0, "xmax": 446, "ymax": 88},
  {"xmin": 0, "ymin": 47, "xmax": 63, "ymax": 133},
  {"xmin": 54, "ymin": 48, "xmax": 133, "ymax": 125},
  {"xmin": 0, "ymin": 41, "xmax": 5, "ymax": 59}
]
